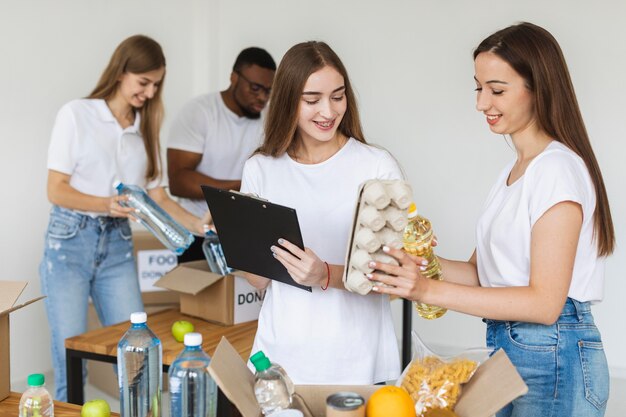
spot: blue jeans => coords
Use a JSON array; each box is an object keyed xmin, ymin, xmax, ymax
[
  {"xmin": 39, "ymin": 205, "xmax": 144, "ymax": 401},
  {"xmin": 485, "ymin": 298, "xmax": 609, "ymax": 417}
]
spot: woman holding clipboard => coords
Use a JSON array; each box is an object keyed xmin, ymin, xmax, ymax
[{"xmin": 240, "ymin": 41, "xmax": 402, "ymax": 384}]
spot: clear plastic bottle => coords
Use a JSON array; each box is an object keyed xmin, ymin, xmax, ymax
[
  {"xmin": 117, "ymin": 312, "xmax": 162, "ymax": 417},
  {"xmin": 201, "ymin": 231, "xmax": 233, "ymax": 275},
  {"xmin": 19, "ymin": 374, "xmax": 54, "ymax": 417},
  {"xmin": 402, "ymin": 203, "xmax": 447, "ymax": 319},
  {"xmin": 250, "ymin": 352, "xmax": 292, "ymax": 416},
  {"xmin": 116, "ymin": 183, "xmax": 194, "ymax": 255},
  {"xmin": 249, "ymin": 351, "xmax": 295, "ymax": 396},
  {"xmin": 168, "ymin": 333, "xmax": 217, "ymax": 417}
]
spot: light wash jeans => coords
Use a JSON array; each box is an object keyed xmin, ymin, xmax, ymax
[
  {"xmin": 485, "ymin": 298, "xmax": 609, "ymax": 417},
  {"xmin": 40, "ymin": 205, "xmax": 144, "ymax": 401}
]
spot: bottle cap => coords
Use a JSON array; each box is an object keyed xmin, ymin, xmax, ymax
[
  {"xmin": 184, "ymin": 332, "xmax": 202, "ymax": 346},
  {"xmin": 250, "ymin": 351, "xmax": 271, "ymax": 372},
  {"xmin": 27, "ymin": 374, "xmax": 45, "ymax": 387},
  {"xmin": 407, "ymin": 202, "xmax": 418, "ymax": 219},
  {"xmin": 113, "ymin": 181, "xmax": 123, "ymax": 191},
  {"xmin": 130, "ymin": 312, "xmax": 147, "ymax": 324},
  {"xmin": 249, "ymin": 350, "xmax": 267, "ymax": 363}
]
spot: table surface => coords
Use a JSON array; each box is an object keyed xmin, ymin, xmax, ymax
[
  {"xmin": 65, "ymin": 308, "xmax": 258, "ymax": 364},
  {"xmin": 0, "ymin": 392, "xmax": 121, "ymax": 417}
]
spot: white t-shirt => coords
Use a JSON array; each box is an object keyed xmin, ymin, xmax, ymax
[
  {"xmin": 167, "ymin": 92, "xmax": 265, "ymax": 216},
  {"xmin": 240, "ymin": 138, "xmax": 403, "ymax": 384},
  {"xmin": 476, "ymin": 141, "xmax": 604, "ymax": 302},
  {"xmin": 47, "ymin": 99, "xmax": 162, "ymax": 216}
]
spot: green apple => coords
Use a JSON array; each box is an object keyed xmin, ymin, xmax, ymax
[
  {"xmin": 81, "ymin": 399, "xmax": 111, "ymax": 417},
  {"xmin": 171, "ymin": 320, "xmax": 195, "ymax": 342}
]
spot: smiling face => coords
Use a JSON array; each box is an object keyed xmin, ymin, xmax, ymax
[
  {"xmin": 474, "ymin": 52, "xmax": 537, "ymax": 139},
  {"xmin": 117, "ymin": 66, "xmax": 165, "ymax": 109},
  {"xmin": 296, "ymin": 65, "xmax": 347, "ymax": 146}
]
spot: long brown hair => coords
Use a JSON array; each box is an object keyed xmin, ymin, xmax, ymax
[
  {"xmin": 474, "ymin": 22, "xmax": 614, "ymax": 256},
  {"xmin": 89, "ymin": 35, "xmax": 165, "ymax": 182},
  {"xmin": 258, "ymin": 41, "xmax": 365, "ymax": 156}
]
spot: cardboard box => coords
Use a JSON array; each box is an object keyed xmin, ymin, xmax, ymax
[
  {"xmin": 0, "ymin": 281, "xmax": 45, "ymax": 401},
  {"xmin": 208, "ymin": 337, "xmax": 529, "ymax": 417},
  {"xmin": 132, "ymin": 230, "xmax": 180, "ymax": 305},
  {"xmin": 154, "ymin": 260, "xmax": 264, "ymax": 326}
]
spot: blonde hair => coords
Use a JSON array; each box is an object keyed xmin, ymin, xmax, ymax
[{"xmin": 89, "ymin": 35, "xmax": 166, "ymax": 182}]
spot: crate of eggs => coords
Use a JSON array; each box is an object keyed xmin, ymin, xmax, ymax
[{"xmin": 343, "ymin": 179, "xmax": 413, "ymax": 295}]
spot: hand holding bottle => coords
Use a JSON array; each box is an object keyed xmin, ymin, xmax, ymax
[
  {"xmin": 366, "ymin": 245, "xmax": 432, "ymax": 300},
  {"xmin": 106, "ymin": 195, "xmax": 137, "ymax": 218}
]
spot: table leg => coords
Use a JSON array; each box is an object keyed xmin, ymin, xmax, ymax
[
  {"xmin": 402, "ymin": 298, "xmax": 413, "ymax": 369},
  {"xmin": 66, "ymin": 349, "xmax": 84, "ymax": 405}
]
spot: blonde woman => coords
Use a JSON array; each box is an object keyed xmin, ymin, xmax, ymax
[{"xmin": 40, "ymin": 35, "xmax": 208, "ymax": 400}]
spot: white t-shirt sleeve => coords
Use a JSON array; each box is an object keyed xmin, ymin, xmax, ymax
[
  {"xmin": 167, "ymin": 99, "xmax": 210, "ymax": 154},
  {"xmin": 375, "ymin": 148, "xmax": 404, "ymax": 180},
  {"xmin": 47, "ymin": 103, "xmax": 78, "ymax": 175},
  {"xmin": 240, "ymin": 156, "xmax": 261, "ymax": 195},
  {"xmin": 527, "ymin": 152, "xmax": 587, "ymax": 227}
]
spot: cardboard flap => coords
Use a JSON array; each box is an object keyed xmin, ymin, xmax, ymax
[
  {"xmin": 0, "ymin": 281, "xmax": 28, "ymax": 313},
  {"xmin": 154, "ymin": 261, "xmax": 225, "ymax": 295},
  {"xmin": 208, "ymin": 337, "xmax": 260, "ymax": 417},
  {"xmin": 455, "ymin": 349, "xmax": 528, "ymax": 417},
  {"xmin": 0, "ymin": 296, "xmax": 46, "ymax": 318}
]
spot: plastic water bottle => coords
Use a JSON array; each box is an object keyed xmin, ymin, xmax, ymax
[
  {"xmin": 116, "ymin": 183, "xmax": 194, "ymax": 255},
  {"xmin": 168, "ymin": 333, "xmax": 217, "ymax": 417},
  {"xmin": 402, "ymin": 203, "xmax": 447, "ymax": 319},
  {"xmin": 19, "ymin": 374, "xmax": 54, "ymax": 417},
  {"xmin": 202, "ymin": 232, "xmax": 233, "ymax": 275},
  {"xmin": 249, "ymin": 351, "xmax": 294, "ymax": 396},
  {"xmin": 250, "ymin": 352, "xmax": 292, "ymax": 415},
  {"xmin": 117, "ymin": 312, "xmax": 162, "ymax": 417}
]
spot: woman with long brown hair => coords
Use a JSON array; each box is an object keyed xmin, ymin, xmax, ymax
[
  {"xmin": 40, "ymin": 35, "xmax": 209, "ymax": 401},
  {"xmin": 372, "ymin": 23, "xmax": 613, "ymax": 416},
  {"xmin": 240, "ymin": 41, "xmax": 402, "ymax": 384}
]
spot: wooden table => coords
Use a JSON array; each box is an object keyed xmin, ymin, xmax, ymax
[
  {"xmin": 65, "ymin": 308, "xmax": 256, "ymax": 415},
  {"xmin": 0, "ymin": 392, "xmax": 120, "ymax": 417}
]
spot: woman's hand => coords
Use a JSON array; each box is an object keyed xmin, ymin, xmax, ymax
[
  {"xmin": 107, "ymin": 195, "xmax": 137, "ymax": 218},
  {"xmin": 367, "ymin": 246, "xmax": 430, "ymax": 300},
  {"xmin": 271, "ymin": 238, "xmax": 327, "ymax": 287},
  {"xmin": 192, "ymin": 210, "xmax": 215, "ymax": 235}
]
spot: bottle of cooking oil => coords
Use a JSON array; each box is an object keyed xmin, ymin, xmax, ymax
[{"xmin": 402, "ymin": 203, "xmax": 447, "ymax": 319}]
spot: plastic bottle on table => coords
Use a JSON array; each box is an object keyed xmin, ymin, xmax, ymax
[
  {"xmin": 202, "ymin": 231, "xmax": 233, "ymax": 275},
  {"xmin": 19, "ymin": 374, "xmax": 54, "ymax": 417},
  {"xmin": 402, "ymin": 203, "xmax": 447, "ymax": 319},
  {"xmin": 168, "ymin": 332, "xmax": 217, "ymax": 417},
  {"xmin": 250, "ymin": 352, "xmax": 293, "ymax": 415},
  {"xmin": 116, "ymin": 183, "xmax": 194, "ymax": 255},
  {"xmin": 117, "ymin": 312, "xmax": 162, "ymax": 417}
]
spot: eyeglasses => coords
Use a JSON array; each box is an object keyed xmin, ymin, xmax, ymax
[{"xmin": 236, "ymin": 71, "xmax": 271, "ymax": 97}]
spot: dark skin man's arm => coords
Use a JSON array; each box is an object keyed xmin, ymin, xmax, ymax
[{"xmin": 167, "ymin": 149, "xmax": 242, "ymax": 199}]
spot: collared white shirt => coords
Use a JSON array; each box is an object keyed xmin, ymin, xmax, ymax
[{"xmin": 47, "ymin": 99, "xmax": 162, "ymax": 215}]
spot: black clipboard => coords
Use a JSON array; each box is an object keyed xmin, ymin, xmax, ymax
[{"xmin": 201, "ymin": 185, "xmax": 311, "ymax": 292}]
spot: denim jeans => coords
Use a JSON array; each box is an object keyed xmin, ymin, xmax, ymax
[
  {"xmin": 40, "ymin": 205, "xmax": 144, "ymax": 401},
  {"xmin": 485, "ymin": 298, "xmax": 609, "ymax": 417}
]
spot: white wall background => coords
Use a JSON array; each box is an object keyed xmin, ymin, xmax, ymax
[{"xmin": 2, "ymin": 0, "xmax": 625, "ymax": 386}]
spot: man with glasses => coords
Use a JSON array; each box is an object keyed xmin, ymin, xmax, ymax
[{"xmin": 167, "ymin": 47, "xmax": 276, "ymax": 262}]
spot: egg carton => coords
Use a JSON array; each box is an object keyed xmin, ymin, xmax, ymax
[{"xmin": 343, "ymin": 179, "xmax": 413, "ymax": 295}]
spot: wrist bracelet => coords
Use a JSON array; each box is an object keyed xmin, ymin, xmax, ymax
[{"xmin": 321, "ymin": 261, "xmax": 330, "ymax": 291}]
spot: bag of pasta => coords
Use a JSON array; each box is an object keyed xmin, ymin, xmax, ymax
[{"xmin": 396, "ymin": 331, "xmax": 492, "ymax": 416}]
